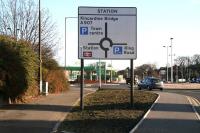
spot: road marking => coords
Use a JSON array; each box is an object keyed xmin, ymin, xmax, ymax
[
  {"xmin": 129, "ymin": 95, "xmax": 160, "ymax": 133},
  {"xmin": 186, "ymin": 96, "xmax": 200, "ymax": 120},
  {"xmin": 51, "ymin": 90, "xmax": 96, "ymax": 133},
  {"xmin": 193, "ymin": 98, "xmax": 200, "ymax": 105}
]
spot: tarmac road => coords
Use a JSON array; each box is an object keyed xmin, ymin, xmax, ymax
[
  {"xmin": 1, "ymin": 84, "xmax": 199, "ymax": 133},
  {"xmin": 163, "ymin": 89, "xmax": 200, "ymax": 102},
  {"xmin": 0, "ymin": 87, "xmax": 93, "ymax": 133},
  {"xmin": 133, "ymin": 92, "xmax": 200, "ymax": 133}
]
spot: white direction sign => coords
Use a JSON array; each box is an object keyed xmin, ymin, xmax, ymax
[{"xmin": 78, "ymin": 7, "xmax": 137, "ymax": 59}]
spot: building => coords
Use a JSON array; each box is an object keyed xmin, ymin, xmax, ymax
[{"xmin": 63, "ymin": 61, "xmax": 117, "ymax": 83}]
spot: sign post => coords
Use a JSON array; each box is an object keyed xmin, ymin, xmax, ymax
[
  {"xmin": 130, "ymin": 59, "xmax": 134, "ymax": 107},
  {"xmin": 99, "ymin": 59, "xmax": 102, "ymax": 89},
  {"xmin": 78, "ymin": 7, "xmax": 137, "ymax": 109},
  {"xmin": 80, "ymin": 59, "xmax": 84, "ymax": 110}
]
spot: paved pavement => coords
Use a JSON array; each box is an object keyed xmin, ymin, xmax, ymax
[
  {"xmin": 0, "ymin": 86, "xmax": 93, "ymax": 133},
  {"xmin": 133, "ymin": 92, "xmax": 200, "ymax": 133}
]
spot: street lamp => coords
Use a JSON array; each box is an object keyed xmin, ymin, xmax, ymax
[
  {"xmin": 110, "ymin": 60, "xmax": 112, "ymax": 83},
  {"xmin": 170, "ymin": 38, "xmax": 173, "ymax": 82},
  {"xmin": 64, "ymin": 17, "xmax": 77, "ymax": 71},
  {"xmin": 39, "ymin": 0, "xmax": 42, "ymax": 93},
  {"xmin": 7, "ymin": 27, "xmax": 12, "ymax": 36},
  {"xmin": 174, "ymin": 58, "xmax": 179, "ymax": 83},
  {"xmin": 163, "ymin": 45, "xmax": 171, "ymax": 82},
  {"xmin": 7, "ymin": 27, "xmax": 20, "ymax": 40},
  {"xmin": 64, "ymin": 17, "xmax": 77, "ymax": 86},
  {"xmin": 16, "ymin": 29, "xmax": 20, "ymax": 41}
]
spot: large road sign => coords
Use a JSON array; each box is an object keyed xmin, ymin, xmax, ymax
[{"xmin": 78, "ymin": 7, "xmax": 137, "ymax": 59}]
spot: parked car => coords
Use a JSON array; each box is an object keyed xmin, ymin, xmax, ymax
[
  {"xmin": 190, "ymin": 77, "xmax": 200, "ymax": 83},
  {"xmin": 138, "ymin": 77, "xmax": 163, "ymax": 90},
  {"xmin": 190, "ymin": 78, "xmax": 197, "ymax": 83}
]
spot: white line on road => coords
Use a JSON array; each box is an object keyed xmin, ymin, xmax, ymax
[
  {"xmin": 51, "ymin": 90, "xmax": 96, "ymax": 133},
  {"xmin": 186, "ymin": 96, "xmax": 200, "ymax": 120},
  {"xmin": 129, "ymin": 95, "xmax": 160, "ymax": 133},
  {"xmin": 193, "ymin": 98, "xmax": 200, "ymax": 105}
]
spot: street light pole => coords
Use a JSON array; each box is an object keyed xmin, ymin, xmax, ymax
[
  {"xmin": 7, "ymin": 27, "xmax": 12, "ymax": 36},
  {"xmin": 64, "ymin": 17, "xmax": 77, "ymax": 71},
  {"xmin": 16, "ymin": 29, "xmax": 20, "ymax": 41},
  {"xmin": 7, "ymin": 27, "xmax": 20, "ymax": 40},
  {"xmin": 163, "ymin": 45, "xmax": 169, "ymax": 82},
  {"xmin": 170, "ymin": 38, "xmax": 173, "ymax": 82},
  {"xmin": 39, "ymin": 0, "xmax": 42, "ymax": 93},
  {"xmin": 110, "ymin": 60, "xmax": 112, "ymax": 82}
]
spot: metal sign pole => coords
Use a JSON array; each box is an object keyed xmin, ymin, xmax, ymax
[
  {"xmin": 105, "ymin": 63, "xmax": 106, "ymax": 84},
  {"xmin": 130, "ymin": 59, "xmax": 134, "ymax": 107},
  {"xmin": 80, "ymin": 59, "xmax": 84, "ymax": 110},
  {"xmin": 99, "ymin": 59, "xmax": 102, "ymax": 89}
]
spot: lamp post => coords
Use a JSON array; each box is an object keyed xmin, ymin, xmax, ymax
[
  {"xmin": 64, "ymin": 17, "xmax": 77, "ymax": 71},
  {"xmin": 110, "ymin": 60, "xmax": 112, "ymax": 83},
  {"xmin": 7, "ymin": 27, "xmax": 12, "ymax": 36},
  {"xmin": 174, "ymin": 58, "xmax": 179, "ymax": 83},
  {"xmin": 7, "ymin": 27, "xmax": 20, "ymax": 40},
  {"xmin": 16, "ymin": 29, "xmax": 20, "ymax": 41},
  {"xmin": 39, "ymin": 0, "xmax": 42, "ymax": 93},
  {"xmin": 163, "ymin": 45, "xmax": 170, "ymax": 82},
  {"xmin": 170, "ymin": 38, "xmax": 173, "ymax": 82}
]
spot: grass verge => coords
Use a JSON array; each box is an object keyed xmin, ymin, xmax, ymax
[{"xmin": 58, "ymin": 89, "xmax": 158, "ymax": 133}]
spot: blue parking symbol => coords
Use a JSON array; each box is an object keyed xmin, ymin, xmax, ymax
[
  {"xmin": 113, "ymin": 46, "xmax": 123, "ymax": 54},
  {"xmin": 80, "ymin": 27, "xmax": 88, "ymax": 35}
]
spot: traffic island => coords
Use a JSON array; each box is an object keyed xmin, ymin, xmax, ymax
[{"xmin": 58, "ymin": 89, "xmax": 158, "ymax": 133}]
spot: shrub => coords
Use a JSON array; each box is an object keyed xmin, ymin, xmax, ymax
[
  {"xmin": 45, "ymin": 70, "xmax": 69, "ymax": 93},
  {"xmin": 0, "ymin": 35, "xmax": 69, "ymax": 102},
  {"xmin": 42, "ymin": 56, "xmax": 69, "ymax": 93},
  {"xmin": 0, "ymin": 35, "xmax": 39, "ymax": 102}
]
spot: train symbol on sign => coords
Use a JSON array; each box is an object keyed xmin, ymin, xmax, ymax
[{"xmin": 80, "ymin": 27, "xmax": 88, "ymax": 35}]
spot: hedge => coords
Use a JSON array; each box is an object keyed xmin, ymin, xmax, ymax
[
  {"xmin": 0, "ymin": 35, "xmax": 69, "ymax": 103},
  {"xmin": 0, "ymin": 35, "xmax": 38, "ymax": 102}
]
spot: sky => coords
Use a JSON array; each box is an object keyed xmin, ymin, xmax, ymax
[{"xmin": 42, "ymin": 0, "xmax": 200, "ymax": 70}]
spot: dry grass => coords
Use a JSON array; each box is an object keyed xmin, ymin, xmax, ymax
[{"xmin": 58, "ymin": 89, "xmax": 158, "ymax": 133}]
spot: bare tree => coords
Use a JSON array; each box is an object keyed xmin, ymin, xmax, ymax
[
  {"xmin": 0, "ymin": 0, "xmax": 58, "ymax": 59},
  {"xmin": 191, "ymin": 54, "xmax": 200, "ymax": 65},
  {"xmin": 175, "ymin": 56, "xmax": 187, "ymax": 79},
  {"xmin": 189, "ymin": 54, "xmax": 200, "ymax": 78},
  {"xmin": 135, "ymin": 64, "xmax": 158, "ymax": 79}
]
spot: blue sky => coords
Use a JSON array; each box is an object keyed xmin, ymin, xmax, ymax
[{"xmin": 42, "ymin": 0, "xmax": 200, "ymax": 70}]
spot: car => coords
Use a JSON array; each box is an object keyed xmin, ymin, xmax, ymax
[
  {"xmin": 138, "ymin": 77, "xmax": 163, "ymax": 90},
  {"xmin": 190, "ymin": 78, "xmax": 197, "ymax": 83},
  {"xmin": 196, "ymin": 77, "xmax": 200, "ymax": 83},
  {"xmin": 190, "ymin": 77, "xmax": 200, "ymax": 83}
]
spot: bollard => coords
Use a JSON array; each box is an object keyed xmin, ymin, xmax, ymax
[
  {"xmin": 45, "ymin": 82, "xmax": 48, "ymax": 96},
  {"xmin": 40, "ymin": 80, "xmax": 43, "ymax": 93}
]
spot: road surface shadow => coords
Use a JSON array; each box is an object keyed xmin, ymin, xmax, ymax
[
  {"xmin": 151, "ymin": 103, "xmax": 194, "ymax": 112},
  {"xmin": 0, "ymin": 104, "xmax": 73, "ymax": 112},
  {"xmin": 72, "ymin": 101, "xmax": 154, "ymax": 112},
  {"xmin": 59, "ymin": 118, "xmax": 139, "ymax": 133},
  {"xmin": 134, "ymin": 118, "xmax": 200, "ymax": 133},
  {"xmin": 0, "ymin": 120, "xmax": 57, "ymax": 133}
]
